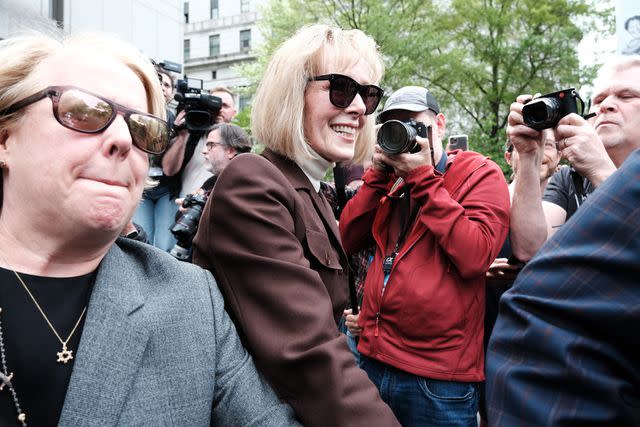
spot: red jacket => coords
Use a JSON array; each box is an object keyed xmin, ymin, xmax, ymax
[{"xmin": 339, "ymin": 150, "xmax": 510, "ymax": 382}]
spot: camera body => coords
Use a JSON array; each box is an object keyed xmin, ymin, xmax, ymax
[
  {"xmin": 522, "ymin": 88, "xmax": 583, "ymax": 131},
  {"xmin": 377, "ymin": 119, "xmax": 428, "ymax": 154},
  {"xmin": 174, "ymin": 77, "xmax": 222, "ymax": 131},
  {"xmin": 169, "ymin": 193, "xmax": 208, "ymax": 261}
]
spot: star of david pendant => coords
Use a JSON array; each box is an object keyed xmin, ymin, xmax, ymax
[{"xmin": 57, "ymin": 344, "xmax": 74, "ymax": 364}]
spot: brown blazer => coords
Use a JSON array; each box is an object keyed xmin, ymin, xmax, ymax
[{"xmin": 193, "ymin": 149, "xmax": 399, "ymax": 427}]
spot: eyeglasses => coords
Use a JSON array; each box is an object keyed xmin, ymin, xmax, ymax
[
  {"xmin": 205, "ymin": 141, "xmax": 226, "ymax": 150},
  {"xmin": 309, "ymin": 74, "xmax": 384, "ymax": 115},
  {"xmin": 3, "ymin": 85, "xmax": 169, "ymax": 155}
]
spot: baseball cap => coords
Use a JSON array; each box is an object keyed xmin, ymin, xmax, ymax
[{"xmin": 378, "ymin": 86, "xmax": 440, "ymax": 122}]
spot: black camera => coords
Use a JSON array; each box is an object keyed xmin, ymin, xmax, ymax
[
  {"xmin": 522, "ymin": 88, "xmax": 587, "ymax": 131},
  {"xmin": 174, "ymin": 77, "xmax": 222, "ymax": 132},
  {"xmin": 169, "ymin": 193, "xmax": 208, "ymax": 261},
  {"xmin": 377, "ymin": 119, "xmax": 428, "ymax": 154}
]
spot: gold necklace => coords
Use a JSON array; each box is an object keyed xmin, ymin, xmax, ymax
[{"xmin": 10, "ymin": 270, "xmax": 87, "ymax": 364}]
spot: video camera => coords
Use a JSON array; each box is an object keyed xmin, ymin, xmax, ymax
[
  {"xmin": 169, "ymin": 192, "xmax": 208, "ymax": 261},
  {"xmin": 174, "ymin": 77, "xmax": 222, "ymax": 132},
  {"xmin": 522, "ymin": 88, "xmax": 593, "ymax": 131}
]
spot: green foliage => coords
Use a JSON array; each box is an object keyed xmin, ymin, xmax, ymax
[
  {"xmin": 232, "ymin": 105, "xmax": 266, "ymax": 154},
  {"xmin": 245, "ymin": 0, "xmax": 614, "ymax": 176}
]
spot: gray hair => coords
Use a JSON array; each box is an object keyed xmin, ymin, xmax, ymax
[{"xmin": 209, "ymin": 123, "xmax": 253, "ymax": 154}]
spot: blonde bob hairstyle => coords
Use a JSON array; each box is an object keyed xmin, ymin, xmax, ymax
[
  {"xmin": 251, "ymin": 24, "xmax": 384, "ymax": 165},
  {"xmin": 0, "ymin": 31, "xmax": 165, "ymax": 208}
]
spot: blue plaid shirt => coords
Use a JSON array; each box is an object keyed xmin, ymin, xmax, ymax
[{"xmin": 486, "ymin": 148, "xmax": 640, "ymax": 426}]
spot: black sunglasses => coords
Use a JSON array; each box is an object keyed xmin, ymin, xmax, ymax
[
  {"xmin": 309, "ymin": 74, "xmax": 384, "ymax": 115},
  {"xmin": 3, "ymin": 85, "xmax": 169, "ymax": 155}
]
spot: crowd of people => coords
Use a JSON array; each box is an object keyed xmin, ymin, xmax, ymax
[{"xmin": 0, "ymin": 20, "xmax": 638, "ymax": 427}]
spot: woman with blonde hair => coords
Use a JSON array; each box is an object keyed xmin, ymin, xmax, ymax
[
  {"xmin": 0, "ymin": 31, "xmax": 298, "ymax": 426},
  {"xmin": 193, "ymin": 24, "xmax": 399, "ymax": 427}
]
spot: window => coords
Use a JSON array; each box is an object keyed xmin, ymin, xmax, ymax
[
  {"xmin": 241, "ymin": 0, "xmax": 250, "ymax": 13},
  {"xmin": 184, "ymin": 39, "xmax": 191, "ymax": 60},
  {"xmin": 210, "ymin": 0, "xmax": 219, "ymax": 19},
  {"xmin": 211, "ymin": 70, "xmax": 217, "ymax": 80},
  {"xmin": 209, "ymin": 34, "xmax": 220, "ymax": 57},
  {"xmin": 239, "ymin": 94, "xmax": 251, "ymax": 112},
  {"xmin": 240, "ymin": 29, "xmax": 251, "ymax": 52},
  {"xmin": 184, "ymin": 1, "xmax": 189, "ymax": 23},
  {"xmin": 50, "ymin": 0, "xmax": 64, "ymax": 28}
]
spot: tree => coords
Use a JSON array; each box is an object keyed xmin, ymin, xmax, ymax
[{"xmin": 241, "ymin": 0, "xmax": 612, "ymax": 174}]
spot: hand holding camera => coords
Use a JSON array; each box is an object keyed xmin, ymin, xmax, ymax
[
  {"xmin": 509, "ymin": 89, "xmax": 616, "ymax": 186},
  {"xmin": 506, "ymin": 94, "xmax": 547, "ymax": 159},
  {"xmin": 169, "ymin": 192, "xmax": 209, "ymax": 261},
  {"xmin": 554, "ymin": 113, "xmax": 616, "ymax": 186},
  {"xmin": 374, "ymin": 120, "xmax": 434, "ymax": 177},
  {"xmin": 174, "ymin": 77, "xmax": 222, "ymax": 131}
]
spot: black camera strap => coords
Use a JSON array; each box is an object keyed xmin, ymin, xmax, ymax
[
  {"xmin": 333, "ymin": 164, "xmax": 359, "ymax": 315},
  {"xmin": 383, "ymin": 193, "xmax": 419, "ymax": 276},
  {"xmin": 570, "ymin": 168, "xmax": 587, "ymax": 207},
  {"xmin": 333, "ymin": 164, "xmax": 348, "ymax": 216}
]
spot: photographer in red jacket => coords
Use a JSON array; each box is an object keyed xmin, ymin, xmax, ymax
[{"xmin": 340, "ymin": 86, "xmax": 510, "ymax": 426}]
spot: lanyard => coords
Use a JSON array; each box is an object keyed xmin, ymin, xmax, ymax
[{"xmin": 382, "ymin": 194, "xmax": 419, "ymax": 276}]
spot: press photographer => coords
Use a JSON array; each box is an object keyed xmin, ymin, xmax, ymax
[
  {"xmin": 169, "ymin": 123, "xmax": 252, "ymax": 260},
  {"xmin": 162, "ymin": 79, "xmax": 237, "ymax": 202},
  {"xmin": 340, "ymin": 85, "xmax": 510, "ymax": 425},
  {"xmin": 506, "ymin": 58, "xmax": 640, "ymax": 263}
]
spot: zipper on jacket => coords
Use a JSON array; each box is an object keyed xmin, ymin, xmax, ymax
[{"xmin": 374, "ymin": 312, "xmax": 380, "ymax": 337}]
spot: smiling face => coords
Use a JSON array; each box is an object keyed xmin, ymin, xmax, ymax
[
  {"xmin": 303, "ymin": 57, "xmax": 371, "ymax": 163},
  {"xmin": 1, "ymin": 50, "xmax": 149, "ymax": 239},
  {"xmin": 590, "ymin": 65, "xmax": 640, "ymax": 163}
]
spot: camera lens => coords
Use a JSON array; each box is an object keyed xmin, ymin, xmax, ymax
[
  {"xmin": 185, "ymin": 110, "xmax": 213, "ymax": 131},
  {"xmin": 523, "ymin": 98, "xmax": 561, "ymax": 130},
  {"xmin": 377, "ymin": 120, "xmax": 418, "ymax": 154}
]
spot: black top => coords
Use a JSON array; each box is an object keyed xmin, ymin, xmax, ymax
[
  {"xmin": 542, "ymin": 165, "xmax": 594, "ymax": 221},
  {"xmin": 0, "ymin": 267, "xmax": 95, "ymax": 427}
]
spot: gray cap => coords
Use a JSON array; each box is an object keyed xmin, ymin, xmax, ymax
[{"xmin": 378, "ymin": 86, "xmax": 440, "ymax": 122}]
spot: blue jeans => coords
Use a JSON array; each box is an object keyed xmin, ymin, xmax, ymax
[
  {"xmin": 133, "ymin": 183, "xmax": 178, "ymax": 252},
  {"xmin": 361, "ymin": 356, "xmax": 479, "ymax": 427}
]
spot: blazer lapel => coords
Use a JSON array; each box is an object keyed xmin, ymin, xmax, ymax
[
  {"xmin": 58, "ymin": 244, "xmax": 150, "ymax": 425},
  {"xmin": 262, "ymin": 149, "xmax": 346, "ymax": 260},
  {"xmin": 310, "ymin": 187, "xmax": 344, "ymax": 247}
]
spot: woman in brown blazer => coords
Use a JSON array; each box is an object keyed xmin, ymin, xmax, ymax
[{"xmin": 192, "ymin": 24, "xmax": 399, "ymax": 427}]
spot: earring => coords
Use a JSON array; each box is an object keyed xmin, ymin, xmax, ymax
[{"xmin": 0, "ymin": 161, "xmax": 5, "ymax": 169}]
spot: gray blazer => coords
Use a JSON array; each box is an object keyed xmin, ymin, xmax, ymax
[{"xmin": 57, "ymin": 238, "xmax": 299, "ymax": 426}]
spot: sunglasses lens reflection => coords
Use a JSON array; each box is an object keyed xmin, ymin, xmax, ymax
[
  {"xmin": 129, "ymin": 114, "xmax": 168, "ymax": 154},
  {"xmin": 58, "ymin": 90, "xmax": 113, "ymax": 132},
  {"xmin": 57, "ymin": 89, "xmax": 168, "ymax": 154}
]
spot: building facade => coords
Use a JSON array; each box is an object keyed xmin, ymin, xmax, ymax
[
  {"xmin": 182, "ymin": 0, "xmax": 267, "ymax": 111},
  {"xmin": 0, "ymin": 0, "xmax": 182, "ymax": 66}
]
